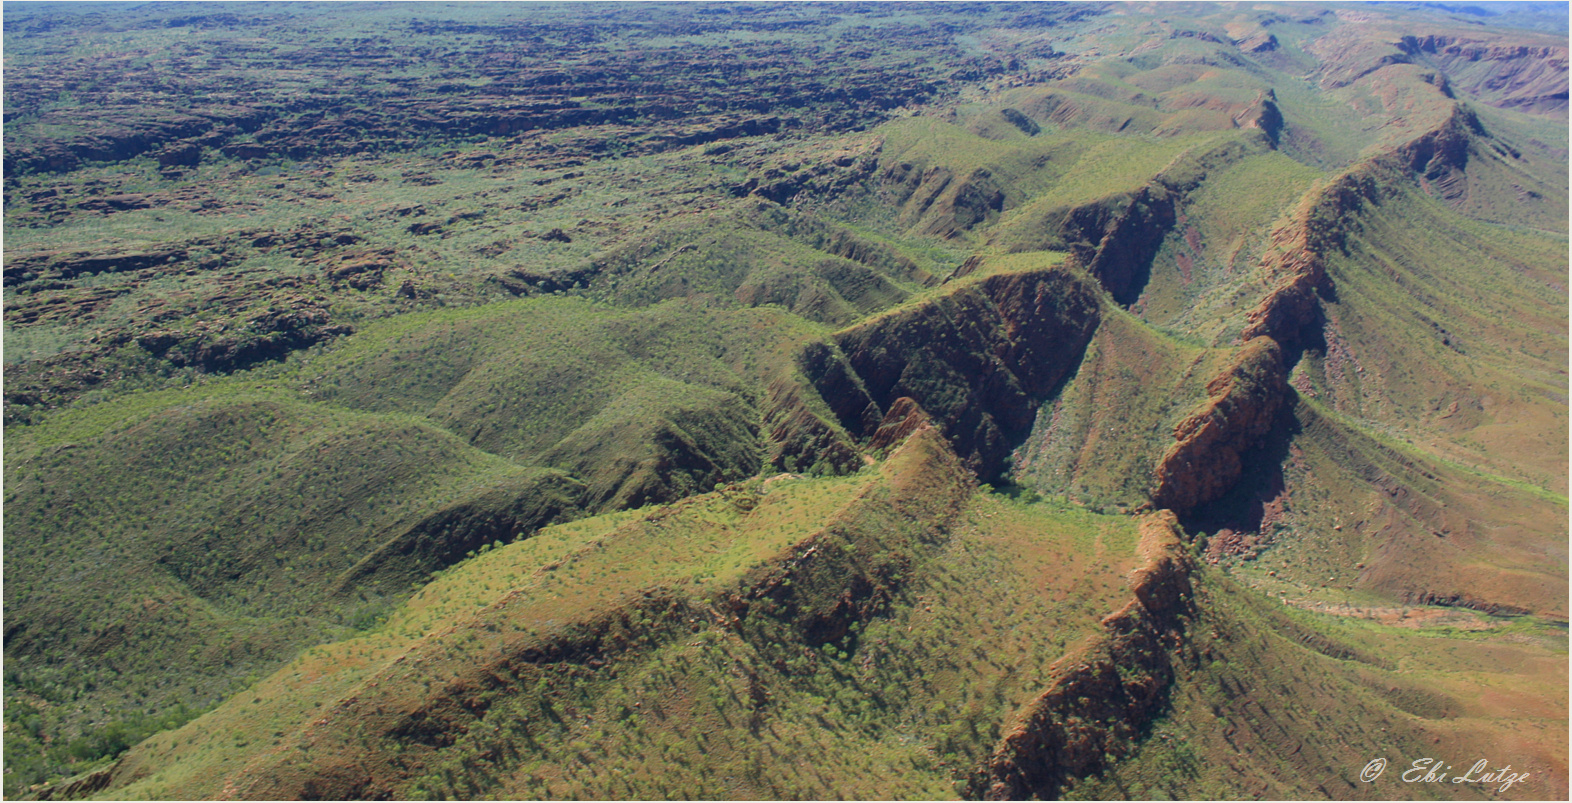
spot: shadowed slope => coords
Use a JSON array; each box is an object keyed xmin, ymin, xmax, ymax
[{"xmin": 3, "ymin": 393, "xmax": 588, "ymax": 781}]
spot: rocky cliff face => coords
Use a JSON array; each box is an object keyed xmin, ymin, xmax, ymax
[
  {"xmin": 1380, "ymin": 104, "xmax": 1496, "ymax": 211},
  {"xmin": 763, "ymin": 376, "xmax": 864, "ymax": 476},
  {"xmin": 1077, "ymin": 185, "xmax": 1178, "ymax": 305},
  {"xmin": 967, "ymin": 512, "xmax": 1196, "ymax": 800},
  {"xmin": 1242, "ymin": 100, "xmax": 1493, "ymax": 351},
  {"xmin": 1398, "ymin": 33, "xmax": 1569, "ymax": 115},
  {"xmin": 1239, "ymin": 206, "xmax": 1336, "ymax": 348},
  {"xmin": 865, "ymin": 396, "xmax": 937, "ymax": 454},
  {"xmin": 1235, "ymin": 89, "xmax": 1284, "ymax": 147},
  {"xmin": 1150, "ymin": 338, "xmax": 1288, "ymax": 513},
  {"xmin": 796, "ymin": 267, "xmax": 1102, "ymax": 481}
]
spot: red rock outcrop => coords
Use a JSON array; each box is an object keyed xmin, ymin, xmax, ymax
[
  {"xmin": 1150, "ymin": 338, "xmax": 1288, "ymax": 512},
  {"xmin": 967, "ymin": 512, "xmax": 1196, "ymax": 800},
  {"xmin": 866, "ymin": 396, "xmax": 935, "ymax": 454},
  {"xmin": 1179, "ymin": 93, "xmax": 1529, "ymax": 522}
]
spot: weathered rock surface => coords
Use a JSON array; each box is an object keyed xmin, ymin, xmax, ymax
[
  {"xmin": 1150, "ymin": 338, "xmax": 1288, "ymax": 512},
  {"xmin": 968, "ymin": 511, "xmax": 1195, "ymax": 800},
  {"xmin": 798, "ymin": 267, "xmax": 1102, "ymax": 481},
  {"xmin": 1398, "ymin": 33, "xmax": 1569, "ymax": 115},
  {"xmin": 763, "ymin": 376, "xmax": 864, "ymax": 476},
  {"xmin": 4, "ymin": 3, "xmax": 1105, "ymax": 177}
]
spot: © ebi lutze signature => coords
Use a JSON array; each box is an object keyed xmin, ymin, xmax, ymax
[{"xmin": 1360, "ymin": 757, "xmax": 1531, "ymax": 793}]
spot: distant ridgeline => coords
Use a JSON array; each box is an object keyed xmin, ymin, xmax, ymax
[{"xmin": 3, "ymin": 2, "xmax": 1566, "ymax": 800}]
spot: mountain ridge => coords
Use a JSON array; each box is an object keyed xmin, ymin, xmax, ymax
[{"xmin": 4, "ymin": 2, "xmax": 1564, "ymax": 799}]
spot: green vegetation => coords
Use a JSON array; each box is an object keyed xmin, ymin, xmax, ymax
[
  {"xmin": 100, "ymin": 436, "xmax": 1148, "ymax": 800},
  {"xmin": 1306, "ymin": 182, "xmax": 1567, "ymax": 492},
  {"xmin": 1065, "ymin": 569, "xmax": 1568, "ymax": 800},
  {"xmin": 1011, "ymin": 308, "xmax": 1227, "ymax": 511},
  {"xmin": 2, "ymin": 390, "xmax": 590, "ymax": 791},
  {"xmin": 3, "ymin": 1, "xmax": 1565, "ymax": 799}
]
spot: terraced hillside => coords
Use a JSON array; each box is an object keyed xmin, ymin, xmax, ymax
[{"xmin": 4, "ymin": 2, "xmax": 1566, "ymax": 800}]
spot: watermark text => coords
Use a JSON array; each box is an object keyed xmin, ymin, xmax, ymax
[{"xmin": 1361, "ymin": 757, "xmax": 1529, "ymax": 793}]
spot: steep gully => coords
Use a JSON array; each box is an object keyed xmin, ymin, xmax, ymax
[
  {"xmin": 769, "ymin": 241, "xmax": 1215, "ymax": 802},
  {"xmin": 47, "ymin": 98, "xmax": 1490, "ymax": 803},
  {"xmin": 61, "ymin": 406, "xmax": 1200, "ymax": 802},
  {"xmin": 790, "ymin": 132, "xmax": 1296, "ymax": 515},
  {"xmin": 772, "ymin": 97, "xmax": 1492, "ymax": 797}
]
